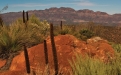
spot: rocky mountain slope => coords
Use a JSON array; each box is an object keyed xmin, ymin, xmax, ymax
[{"xmin": 1, "ymin": 7, "xmax": 121, "ymax": 25}]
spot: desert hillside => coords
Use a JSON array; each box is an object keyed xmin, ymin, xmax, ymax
[{"xmin": 0, "ymin": 34, "xmax": 115, "ymax": 75}]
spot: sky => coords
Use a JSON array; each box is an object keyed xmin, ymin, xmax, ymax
[{"xmin": 0, "ymin": 0, "xmax": 121, "ymax": 15}]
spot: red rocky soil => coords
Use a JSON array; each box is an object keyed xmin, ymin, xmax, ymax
[
  {"xmin": 0, "ymin": 60, "xmax": 6, "ymax": 68},
  {"xmin": 0, "ymin": 34, "xmax": 115, "ymax": 75}
]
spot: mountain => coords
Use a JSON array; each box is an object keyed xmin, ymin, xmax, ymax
[{"xmin": 1, "ymin": 7, "xmax": 121, "ymax": 25}]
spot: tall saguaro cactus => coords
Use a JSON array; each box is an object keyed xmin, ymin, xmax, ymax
[
  {"xmin": 23, "ymin": 10, "xmax": 30, "ymax": 73},
  {"xmin": 50, "ymin": 23, "xmax": 58, "ymax": 75},
  {"xmin": 23, "ymin": 44, "xmax": 30, "ymax": 74}
]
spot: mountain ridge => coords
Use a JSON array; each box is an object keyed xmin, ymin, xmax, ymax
[{"xmin": 1, "ymin": 7, "xmax": 121, "ymax": 24}]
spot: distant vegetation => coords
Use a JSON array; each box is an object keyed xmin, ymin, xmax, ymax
[{"xmin": 53, "ymin": 21, "xmax": 121, "ymax": 44}]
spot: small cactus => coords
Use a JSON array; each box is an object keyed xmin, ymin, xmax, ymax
[
  {"xmin": 23, "ymin": 10, "xmax": 29, "ymax": 28},
  {"xmin": 44, "ymin": 40, "xmax": 49, "ymax": 64},
  {"xmin": 60, "ymin": 21, "xmax": 63, "ymax": 30},
  {"xmin": 44, "ymin": 40, "xmax": 50, "ymax": 75},
  {"xmin": 23, "ymin": 10, "xmax": 25, "ymax": 23},
  {"xmin": 26, "ymin": 11, "xmax": 29, "ymax": 21}
]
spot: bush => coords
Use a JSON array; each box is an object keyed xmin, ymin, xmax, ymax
[
  {"xmin": 0, "ymin": 15, "xmax": 50, "ymax": 59},
  {"xmin": 54, "ymin": 25, "xmax": 76, "ymax": 36},
  {"xmin": 79, "ymin": 29, "xmax": 95, "ymax": 40},
  {"xmin": 112, "ymin": 43, "xmax": 121, "ymax": 53},
  {"xmin": 69, "ymin": 53, "xmax": 121, "ymax": 75}
]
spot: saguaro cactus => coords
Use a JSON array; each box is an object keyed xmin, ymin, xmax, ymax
[
  {"xmin": 0, "ymin": 16, "xmax": 3, "ymax": 27},
  {"xmin": 22, "ymin": 10, "xmax": 29, "ymax": 28},
  {"xmin": 23, "ymin": 44, "xmax": 30, "ymax": 74},
  {"xmin": 44, "ymin": 40, "xmax": 49, "ymax": 65},
  {"xmin": 26, "ymin": 11, "xmax": 29, "ymax": 21},
  {"xmin": 44, "ymin": 40, "xmax": 50, "ymax": 75},
  {"xmin": 50, "ymin": 23, "xmax": 58, "ymax": 75},
  {"xmin": 60, "ymin": 21, "xmax": 63, "ymax": 30},
  {"xmin": 23, "ymin": 10, "xmax": 25, "ymax": 23},
  {"xmin": 22, "ymin": 10, "xmax": 30, "ymax": 74}
]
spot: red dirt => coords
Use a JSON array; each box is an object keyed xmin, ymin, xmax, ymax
[
  {"xmin": 0, "ymin": 59, "xmax": 6, "ymax": 68},
  {"xmin": 0, "ymin": 34, "xmax": 115, "ymax": 75}
]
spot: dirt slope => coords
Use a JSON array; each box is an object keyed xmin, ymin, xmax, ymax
[{"xmin": 0, "ymin": 34, "xmax": 115, "ymax": 75}]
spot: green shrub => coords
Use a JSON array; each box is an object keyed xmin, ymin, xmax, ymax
[
  {"xmin": 0, "ymin": 25, "xmax": 22, "ymax": 59},
  {"xmin": 0, "ymin": 15, "xmax": 50, "ymax": 59},
  {"xmin": 79, "ymin": 29, "xmax": 95, "ymax": 40},
  {"xmin": 69, "ymin": 53, "xmax": 121, "ymax": 75},
  {"xmin": 112, "ymin": 43, "xmax": 121, "ymax": 53},
  {"xmin": 54, "ymin": 25, "xmax": 76, "ymax": 36},
  {"xmin": 59, "ymin": 29, "xmax": 70, "ymax": 35},
  {"xmin": 60, "ymin": 25, "xmax": 71, "ymax": 35}
]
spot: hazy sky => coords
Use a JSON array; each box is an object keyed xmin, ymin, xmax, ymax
[{"xmin": 0, "ymin": 0, "xmax": 121, "ymax": 15}]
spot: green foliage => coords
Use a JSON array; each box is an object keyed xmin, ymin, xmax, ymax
[
  {"xmin": 111, "ymin": 43, "xmax": 121, "ymax": 58},
  {"xmin": 54, "ymin": 25, "xmax": 77, "ymax": 36},
  {"xmin": 59, "ymin": 29, "xmax": 70, "ymax": 35},
  {"xmin": 69, "ymin": 53, "xmax": 121, "ymax": 75},
  {"xmin": 112, "ymin": 43, "xmax": 121, "ymax": 53},
  {"xmin": 55, "ymin": 25, "xmax": 71, "ymax": 35},
  {"xmin": 79, "ymin": 29, "xmax": 95, "ymax": 40},
  {"xmin": 0, "ymin": 25, "xmax": 22, "ymax": 59},
  {"xmin": 0, "ymin": 15, "xmax": 49, "ymax": 59},
  {"xmin": 17, "ymin": 15, "xmax": 50, "ymax": 35}
]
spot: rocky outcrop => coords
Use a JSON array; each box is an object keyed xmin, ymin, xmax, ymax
[{"xmin": 0, "ymin": 34, "xmax": 115, "ymax": 75}]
